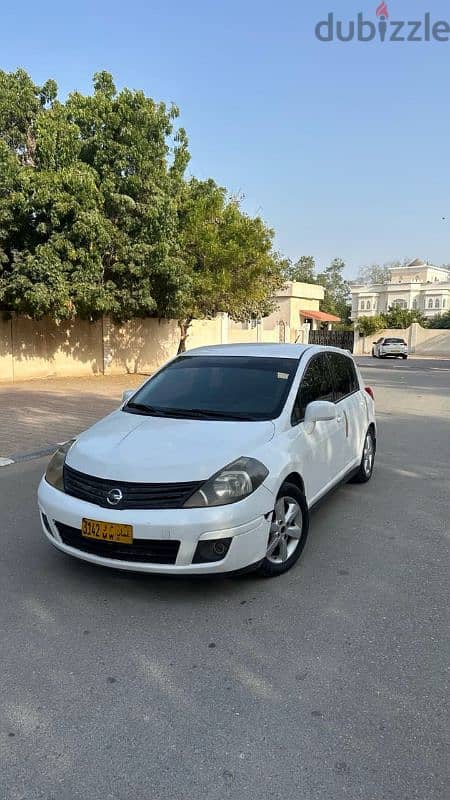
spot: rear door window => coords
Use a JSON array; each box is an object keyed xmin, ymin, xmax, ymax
[
  {"xmin": 292, "ymin": 354, "xmax": 334, "ymax": 424},
  {"xmin": 327, "ymin": 353, "xmax": 359, "ymax": 401}
]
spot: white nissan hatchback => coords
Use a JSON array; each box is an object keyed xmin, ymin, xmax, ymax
[{"xmin": 38, "ymin": 344, "xmax": 376, "ymax": 578}]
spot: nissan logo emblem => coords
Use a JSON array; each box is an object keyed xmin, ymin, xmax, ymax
[{"xmin": 107, "ymin": 488, "xmax": 123, "ymax": 506}]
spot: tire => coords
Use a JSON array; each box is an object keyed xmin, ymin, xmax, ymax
[
  {"xmin": 371, "ymin": 349, "xmax": 376, "ymax": 358},
  {"xmin": 402, "ymin": 355, "xmax": 408, "ymax": 360},
  {"xmin": 256, "ymin": 482, "xmax": 309, "ymax": 578},
  {"xmin": 349, "ymin": 429, "xmax": 376, "ymax": 484}
]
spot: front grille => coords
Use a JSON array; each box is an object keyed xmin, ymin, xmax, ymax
[
  {"xmin": 63, "ymin": 465, "xmax": 203, "ymax": 510},
  {"xmin": 55, "ymin": 522, "xmax": 180, "ymax": 564}
]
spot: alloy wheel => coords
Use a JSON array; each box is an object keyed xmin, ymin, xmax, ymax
[
  {"xmin": 266, "ymin": 496, "xmax": 303, "ymax": 564},
  {"xmin": 363, "ymin": 433, "xmax": 375, "ymax": 477}
]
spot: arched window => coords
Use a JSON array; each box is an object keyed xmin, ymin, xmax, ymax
[
  {"xmin": 359, "ymin": 300, "xmax": 364, "ymax": 310},
  {"xmin": 428, "ymin": 298, "xmax": 433, "ymax": 309},
  {"xmin": 393, "ymin": 299, "xmax": 407, "ymax": 309},
  {"xmin": 412, "ymin": 299, "xmax": 418, "ymax": 310},
  {"xmin": 415, "ymin": 275, "xmax": 420, "ymax": 282},
  {"xmin": 443, "ymin": 298, "xmax": 447, "ymax": 309},
  {"xmin": 366, "ymin": 301, "xmax": 371, "ymax": 311},
  {"xmin": 435, "ymin": 298, "xmax": 440, "ymax": 309}
]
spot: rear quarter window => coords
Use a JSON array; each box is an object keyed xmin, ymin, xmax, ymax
[{"xmin": 327, "ymin": 353, "xmax": 359, "ymax": 401}]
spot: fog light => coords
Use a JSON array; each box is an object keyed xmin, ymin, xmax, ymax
[
  {"xmin": 41, "ymin": 513, "xmax": 54, "ymax": 538},
  {"xmin": 193, "ymin": 538, "xmax": 232, "ymax": 564}
]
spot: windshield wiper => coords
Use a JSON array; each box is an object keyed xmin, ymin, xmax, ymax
[
  {"xmin": 125, "ymin": 402, "xmax": 256, "ymax": 421},
  {"xmin": 181, "ymin": 408, "xmax": 255, "ymax": 421},
  {"xmin": 125, "ymin": 402, "xmax": 173, "ymax": 417},
  {"xmin": 124, "ymin": 401, "xmax": 255, "ymax": 422}
]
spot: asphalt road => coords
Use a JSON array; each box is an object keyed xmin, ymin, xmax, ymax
[{"xmin": 1, "ymin": 358, "xmax": 449, "ymax": 800}]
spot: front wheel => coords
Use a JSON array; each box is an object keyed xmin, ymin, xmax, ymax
[
  {"xmin": 257, "ymin": 483, "xmax": 309, "ymax": 578},
  {"xmin": 349, "ymin": 429, "xmax": 376, "ymax": 484}
]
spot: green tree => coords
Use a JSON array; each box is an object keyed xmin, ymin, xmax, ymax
[
  {"xmin": 427, "ymin": 311, "xmax": 450, "ymax": 329},
  {"xmin": 382, "ymin": 305, "xmax": 426, "ymax": 329},
  {"xmin": 284, "ymin": 255, "xmax": 316, "ymax": 283},
  {"xmin": 0, "ymin": 70, "xmax": 189, "ymax": 321},
  {"xmin": 0, "ymin": 69, "xmax": 286, "ymax": 352},
  {"xmin": 355, "ymin": 315, "xmax": 385, "ymax": 337},
  {"xmin": 317, "ymin": 257, "xmax": 351, "ymax": 322},
  {"xmin": 356, "ymin": 262, "xmax": 394, "ymax": 285},
  {"xmin": 169, "ymin": 178, "xmax": 286, "ymax": 351}
]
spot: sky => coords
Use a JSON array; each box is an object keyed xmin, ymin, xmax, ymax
[{"xmin": 1, "ymin": 0, "xmax": 450, "ymax": 278}]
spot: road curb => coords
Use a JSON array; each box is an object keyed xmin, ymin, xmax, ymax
[{"xmin": 0, "ymin": 444, "xmax": 58, "ymax": 467}]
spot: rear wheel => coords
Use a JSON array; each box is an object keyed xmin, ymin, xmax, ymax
[
  {"xmin": 402, "ymin": 355, "xmax": 408, "ymax": 360},
  {"xmin": 350, "ymin": 429, "xmax": 376, "ymax": 484},
  {"xmin": 257, "ymin": 483, "xmax": 309, "ymax": 578}
]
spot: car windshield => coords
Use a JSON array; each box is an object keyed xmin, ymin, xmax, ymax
[
  {"xmin": 124, "ymin": 355, "xmax": 298, "ymax": 421},
  {"xmin": 384, "ymin": 338, "xmax": 406, "ymax": 344}
]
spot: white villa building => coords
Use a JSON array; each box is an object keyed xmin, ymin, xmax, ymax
[{"xmin": 350, "ymin": 259, "xmax": 450, "ymax": 321}]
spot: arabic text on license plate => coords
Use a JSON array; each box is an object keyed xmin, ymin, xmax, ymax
[{"xmin": 81, "ymin": 518, "xmax": 133, "ymax": 544}]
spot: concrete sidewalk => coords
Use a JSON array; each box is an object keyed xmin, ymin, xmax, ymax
[{"xmin": 0, "ymin": 373, "xmax": 147, "ymax": 463}]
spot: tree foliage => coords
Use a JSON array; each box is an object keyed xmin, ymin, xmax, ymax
[
  {"xmin": 355, "ymin": 315, "xmax": 386, "ymax": 337},
  {"xmin": 356, "ymin": 305, "xmax": 427, "ymax": 336},
  {"xmin": 425, "ymin": 311, "xmax": 450, "ymax": 329},
  {"xmin": 0, "ymin": 69, "xmax": 284, "ymax": 347},
  {"xmin": 356, "ymin": 262, "xmax": 394, "ymax": 285},
  {"xmin": 0, "ymin": 70, "xmax": 190, "ymax": 321},
  {"xmin": 316, "ymin": 258, "xmax": 351, "ymax": 322},
  {"xmin": 382, "ymin": 305, "xmax": 426, "ymax": 329},
  {"xmin": 155, "ymin": 177, "xmax": 286, "ymax": 350},
  {"xmin": 285, "ymin": 255, "xmax": 351, "ymax": 323},
  {"xmin": 284, "ymin": 255, "xmax": 316, "ymax": 283}
]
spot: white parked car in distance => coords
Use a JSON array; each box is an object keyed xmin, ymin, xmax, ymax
[
  {"xmin": 372, "ymin": 337, "xmax": 408, "ymax": 359},
  {"xmin": 38, "ymin": 344, "xmax": 376, "ymax": 578}
]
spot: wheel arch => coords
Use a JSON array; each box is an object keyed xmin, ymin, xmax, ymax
[
  {"xmin": 280, "ymin": 471, "xmax": 306, "ymax": 497},
  {"xmin": 367, "ymin": 422, "xmax": 377, "ymax": 449}
]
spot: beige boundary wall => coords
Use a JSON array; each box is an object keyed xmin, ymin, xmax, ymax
[
  {"xmin": 0, "ymin": 313, "xmax": 284, "ymax": 383},
  {"xmin": 354, "ymin": 323, "xmax": 450, "ymax": 357}
]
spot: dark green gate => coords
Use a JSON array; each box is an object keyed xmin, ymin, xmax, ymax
[{"xmin": 308, "ymin": 330, "xmax": 354, "ymax": 353}]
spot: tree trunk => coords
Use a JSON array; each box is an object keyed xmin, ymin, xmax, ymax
[{"xmin": 177, "ymin": 318, "xmax": 192, "ymax": 354}]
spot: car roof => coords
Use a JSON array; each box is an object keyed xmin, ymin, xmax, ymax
[{"xmin": 181, "ymin": 343, "xmax": 354, "ymax": 360}]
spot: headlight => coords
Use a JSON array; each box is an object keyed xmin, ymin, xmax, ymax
[
  {"xmin": 184, "ymin": 457, "xmax": 269, "ymax": 508},
  {"xmin": 45, "ymin": 439, "xmax": 76, "ymax": 491}
]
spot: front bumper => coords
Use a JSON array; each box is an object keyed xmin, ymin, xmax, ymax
[{"xmin": 38, "ymin": 477, "xmax": 273, "ymax": 575}]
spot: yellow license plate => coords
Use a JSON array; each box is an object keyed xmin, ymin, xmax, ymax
[{"xmin": 82, "ymin": 518, "xmax": 133, "ymax": 544}]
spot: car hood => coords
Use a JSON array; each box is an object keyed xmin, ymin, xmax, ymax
[{"xmin": 66, "ymin": 410, "xmax": 275, "ymax": 482}]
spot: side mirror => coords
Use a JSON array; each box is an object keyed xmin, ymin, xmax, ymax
[
  {"xmin": 304, "ymin": 400, "xmax": 337, "ymax": 434},
  {"xmin": 122, "ymin": 389, "xmax": 134, "ymax": 404}
]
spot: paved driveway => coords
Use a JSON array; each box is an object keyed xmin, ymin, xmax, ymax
[
  {"xmin": 0, "ymin": 374, "xmax": 146, "ymax": 460},
  {"xmin": 1, "ymin": 358, "xmax": 449, "ymax": 799}
]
